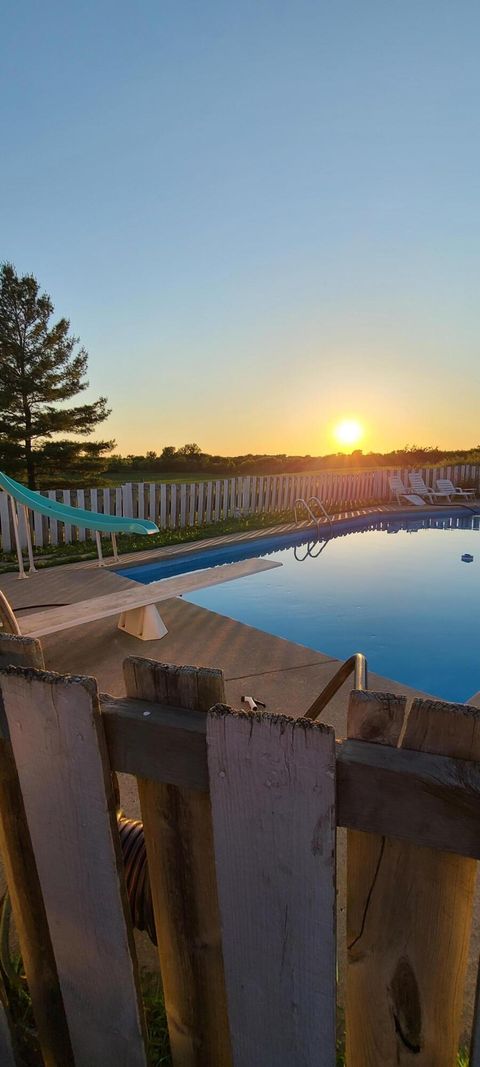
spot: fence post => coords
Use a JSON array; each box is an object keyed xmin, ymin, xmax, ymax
[
  {"xmin": 0, "ymin": 636, "xmax": 74, "ymax": 1067},
  {"xmin": 123, "ymin": 657, "xmax": 232, "ymax": 1067},
  {"xmin": 347, "ymin": 689, "xmax": 480, "ymax": 1065}
]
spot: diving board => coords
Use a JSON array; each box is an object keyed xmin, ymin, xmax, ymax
[
  {"xmin": 0, "ymin": 471, "xmax": 158, "ymax": 577},
  {"xmin": 10, "ymin": 558, "xmax": 282, "ymax": 641}
]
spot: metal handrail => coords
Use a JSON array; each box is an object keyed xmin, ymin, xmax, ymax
[
  {"xmin": 303, "ymin": 653, "xmax": 368, "ymax": 720},
  {"xmin": 307, "ymin": 496, "xmax": 333, "ymax": 526},
  {"xmin": 294, "ymin": 496, "xmax": 333, "ymax": 528},
  {"xmin": 294, "ymin": 497, "xmax": 319, "ymax": 525}
]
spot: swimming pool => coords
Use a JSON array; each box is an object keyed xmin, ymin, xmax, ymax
[{"xmin": 118, "ymin": 510, "xmax": 480, "ymax": 702}]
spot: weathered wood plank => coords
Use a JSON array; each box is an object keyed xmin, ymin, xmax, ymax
[
  {"xmin": 208, "ymin": 707, "xmax": 336, "ymax": 1066},
  {"xmin": 1, "ymin": 667, "xmax": 147, "ymax": 1067},
  {"xmin": 347, "ymin": 690, "xmax": 480, "ymax": 1066},
  {"xmin": 346, "ymin": 691, "xmax": 407, "ymax": 1066},
  {"xmin": 124, "ymin": 657, "xmax": 232, "ymax": 1067},
  {"xmin": 0, "ymin": 640, "xmax": 73, "ymax": 1067},
  {"xmin": 100, "ymin": 692, "xmax": 480, "ymax": 858}
]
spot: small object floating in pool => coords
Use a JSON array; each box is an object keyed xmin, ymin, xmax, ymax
[{"xmin": 461, "ymin": 553, "xmax": 474, "ymax": 563}]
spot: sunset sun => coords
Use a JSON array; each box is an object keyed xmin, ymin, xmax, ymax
[{"xmin": 333, "ymin": 419, "xmax": 364, "ymax": 449}]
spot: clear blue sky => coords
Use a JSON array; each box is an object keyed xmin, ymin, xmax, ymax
[{"xmin": 2, "ymin": 1, "xmax": 479, "ymax": 455}]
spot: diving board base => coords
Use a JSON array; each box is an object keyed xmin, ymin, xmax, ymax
[{"xmin": 117, "ymin": 604, "xmax": 168, "ymax": 641}]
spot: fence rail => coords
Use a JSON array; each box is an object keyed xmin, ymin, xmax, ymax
[{"xmin": 1, "ymin": 464, "xmax": 479, "ymax": 553}]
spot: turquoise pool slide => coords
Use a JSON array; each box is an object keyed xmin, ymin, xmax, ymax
[
  {"xmin": 0, "ymin": 470, "xmax": 159, "ymax": 575},
  {"xmin": 0, "ymin": 471, "xmax": 158, "ymax": 535}
]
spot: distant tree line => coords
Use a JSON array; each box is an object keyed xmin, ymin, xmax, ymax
[{"xmin": 104, "ymin": 442, "xmax": 480, "ymax": 481}]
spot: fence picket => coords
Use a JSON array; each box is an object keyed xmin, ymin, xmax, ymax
[
  {"xmin": 347, "ymin": 690, "xmax": 480, "ymax": 1064},
  {"xmin": 33, "ymin": 498, "xmax": 44, "ymax": 548},
  {"xmin": 180, "ymin": 484, "xmax": 187, "ymax": 528},
  {"xmin": 206, "ymin": 481, "xmax": 213, "ymax": 523},
  {"xmin": 1, "ymin": 668, "xmax": 148, "ymax": 1067},
  {"xmin": 170, "ymin": 485, "xmax": 177, "ymax": 529},
  {"xmin": 197, "ymin": 481, "xmax": 205, "ymax": 524},
  {"xmin": 136, "ymin": 483, "xmax": 144, "ymax": 519},
  {"xmin": 208, "ymin": 708, "xmax": 336, "ymax": 1066},
  {"xmin": 149, "ymin": 483, "xmax": 156, "ymax": 524},
  {"xmin": 0, "ymin": 493, "xmax": 12, "ymax": 552},
  {"xmin": 187, "ymin": 483, "xmax": 194, "ymax": 526},
  {"xmin": 47, "ymin": 490, "xmax": 58, "ymax": 545},
  {"xmin": 0, "ymin": 640, "xmax": 74, "ymax": 1066},
  {"xmin": 62, "ymin": 490, "xmax": 72, "ymax": 542},
  {"xmin": 124, "ymin": 658, "xmax": 232, "ymax": 1067},
  {"xmin": 76, "ymin": 489, "xmax": 86, "ymax": 541},
  {"xmin": 214, "ymin": 480, "xmax": 221, "ymax": 521}
]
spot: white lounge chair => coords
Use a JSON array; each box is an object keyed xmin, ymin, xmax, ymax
[
  {"xmin": 389, "ymin": 474, "xmax": 408, "ymax": 503},
  {"xmin": 408, "ymin": 473, "xmax": 450, "ymax": 502},
  {"xmin": 436, "ymin": 478, "xmax": 476, "ymax": 501},
  {"xmin": 388, "ymin": 475, "xmax": 427, "ymax": 507}
]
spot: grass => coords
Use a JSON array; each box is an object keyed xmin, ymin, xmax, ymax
[
  {"xmin": 0, "ymin": 899, "xmax": 472, "ymax": 1065},
  {"xmin": 0, "ymin": 509, "xmax": 298, "ymax": 573}
]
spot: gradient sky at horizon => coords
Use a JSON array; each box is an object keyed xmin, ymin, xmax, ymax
[{"xmin": 1, "ymin": 1, "xmax": 479, "ymax": 456}]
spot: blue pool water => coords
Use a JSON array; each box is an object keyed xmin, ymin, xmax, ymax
[{"xmin": 118, "ymin": 511, "xmax": 480, "ymax": 702}]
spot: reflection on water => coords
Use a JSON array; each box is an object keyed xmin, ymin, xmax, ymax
[{"xmin": 181, "ymin": 515, "xmax": 480, "ymax": 703}]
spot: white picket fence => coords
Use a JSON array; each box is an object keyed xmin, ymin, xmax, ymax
[{"xmin": 1, "ymin": 464, "xmax": 479, "ymax": 553}]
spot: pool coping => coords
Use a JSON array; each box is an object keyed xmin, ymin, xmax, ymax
[{"xmin": 112, "ymin": 501, "xmax": 480, "ymax": 575}]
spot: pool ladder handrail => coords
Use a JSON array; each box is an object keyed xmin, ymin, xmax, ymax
[
  {"xmin": 303, "ymin": 653, "xmax": 368, "ymax": 720},
  {"xmin": 294, "ymin": 496, "xmax": 333, "ymax": 529}
]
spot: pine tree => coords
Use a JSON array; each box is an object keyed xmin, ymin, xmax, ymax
[{"xmin": 0, "ymin": 262, "xmax": 113, "ymax": 487}]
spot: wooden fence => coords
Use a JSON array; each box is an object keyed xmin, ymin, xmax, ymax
[
  {"xmin": 1, "ymin": 464, "xmax": 479, "ymax": 552},
  {"xmin": 1, "ymin": 635, "xmax": 480, "ymax": 1064}
]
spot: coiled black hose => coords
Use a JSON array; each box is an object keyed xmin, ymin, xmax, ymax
[{"xmin": 117, "ymin": 813, "xmax": 157, "ymax": 945}]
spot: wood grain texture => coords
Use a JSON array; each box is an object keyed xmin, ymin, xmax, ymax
[
  {"xmin": 337, "ymin": 735, "xmax": 480, "ymax": 857},
  {"xmin": 0, "ymin": 632, "xmax": 43, "ymax": 671},
  {"xmin": 347, "ymin": 691, "xmax": 480, "ymax": 1066},
  {"xmin": 124, "ymin": 657, "xmax": 232, "ymax": 1067},
  {"xmin": 1, "ymin": 666, "xmax": 147, "ymax": 1067},
  {"xmin": 20, "ymin": 557, "xmax": 282, "ymax": 637},
  {"xmin": 0, "ymin": 642, "xmax": 73, "ymax": 1067},
  {"xmin": 99, "ymin": 691, "xmax": 480, "ymax": 856},
  {"xmin": 207, "ymin": 706, "xmax": 336, "ymax": 1067}
]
